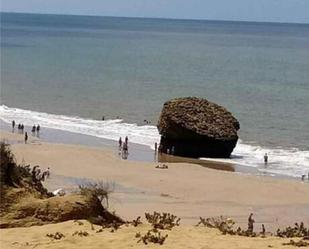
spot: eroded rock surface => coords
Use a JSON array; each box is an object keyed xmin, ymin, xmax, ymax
[{"xmin": 157, "ymin": 97, "xmax": 240, "ymax": 158}]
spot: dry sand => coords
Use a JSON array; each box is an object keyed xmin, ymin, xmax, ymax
[
  {"xmin": 0, "ymin": 220, "xmax": 299, "ymax": 249},
  {"xmin": 1, "ymin": 130, "xmax": 309, "ymax": 248}
]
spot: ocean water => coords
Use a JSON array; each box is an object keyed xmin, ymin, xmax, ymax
[{"xmin": 1, "ymin": 13, "xmax": 309, "ymax": 177}]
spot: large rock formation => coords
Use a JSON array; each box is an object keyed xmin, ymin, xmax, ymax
[{"xmin": 157, "ymin": 97, "xmax": 240, "ymax": 158}]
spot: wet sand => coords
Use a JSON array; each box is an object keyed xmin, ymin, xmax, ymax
[{"xmin": 0, "ymin": 120, "xmax": 266, "ymax": 176}]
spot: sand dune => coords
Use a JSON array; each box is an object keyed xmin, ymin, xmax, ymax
[{"xmin": 0, "ymin": 220, "xmax": 299, "ymax": 249}]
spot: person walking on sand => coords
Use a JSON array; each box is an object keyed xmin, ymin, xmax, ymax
[
  {"xmin": 12, "ymin": 120, "xmax": 15, "ymax": 131},
  {"xmin": 264, "ymin": 153, "xmax": 268, "ymax": 165},
  {"xmin": 24, "ymin": 132, "xmax": 28, "ymax": 144}
]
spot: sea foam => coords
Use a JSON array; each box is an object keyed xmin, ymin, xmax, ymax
[{"xmin": 1, "ymin": 105, "xmax": 308, "ymax": 178}]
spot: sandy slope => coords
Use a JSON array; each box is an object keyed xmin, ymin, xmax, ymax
[{"xmin": 0, "ymin": 220, "xmax": 298, "ymax": 249}]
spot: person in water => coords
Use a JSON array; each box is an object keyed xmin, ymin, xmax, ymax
[
  {"xmin": 32, "ymin": 125, "xmax": 36, "ymax": 133},
  {"xmin": 12, "ymin": 120, "xmax": 15, "ymax": 131},
  {"xmin": 36, "ymin": 124, "xmax": 40, "ymax": 132},
  {"xmin": 264, "ymin": 153, "xmax": 268, "ymax": 165}
]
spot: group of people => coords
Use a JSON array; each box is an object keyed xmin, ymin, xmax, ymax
[
  {"xmin": 118, "ymin": 136, "xmax": 129, "ymax": 159},
  {"xmin": 12, "ymin": 120, "xmax": 25, "ymax": 134},
  {"xmin": 11, "ymin": 120, "xmax": 41, "ymax": 144},
  {"xmin": 31, "ymin": 124, "xmax": 40, "ymax": 134}
]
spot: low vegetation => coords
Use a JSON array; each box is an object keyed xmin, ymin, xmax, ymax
[
  {"xmin": 79, "ymin": 181, "xmax": 114, "ymax": 208},
  {"xmin": 72, "ymin": 231, "xmax": 89, "ymax": 237},
  {"xmin": 145, "ymin": 211, "xmax": 181, "ymax": 230},
  {"xmin": 276, "ymin": 222, "xmax": 309, "ymax": 238},
  {"xmin": 0, "ymin": 141, "xmax": 51, "ymax": 214},
  {"xmin": 137, "ymin": 228, "xmax": 168, "ymax": 245},
  {"xmin": 134, "ymin": 212, "xmax": 181, "ymax": 245},
  {"xmin": 282, "ymin": 239, "xmax": 309, "ymax": 247},
  {"xmin": 130, "ymin": 216, "xmax": 142, "ymax": 227},
  {"xmin": 46, "ymin": 232, "xmax": 65, "ymax": 240},
  {"xmin": 196, "ymin": 215, "xmax": 264, "ymax": 237}
]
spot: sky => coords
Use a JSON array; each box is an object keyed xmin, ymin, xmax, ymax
[{"xmin": 1, "ymin": 0, "xmax": 309, "ymax": 24}]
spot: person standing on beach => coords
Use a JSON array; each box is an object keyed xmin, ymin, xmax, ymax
[
  {"xmin": 122, "ymin": 142, "xmax": 128, "ymax": 159},
  {"xmin": 36, "ymin": 124, "xmax": 40, "ymax": 137},
  {"xmin": 125, "ymin": 136, "xmax": 128, "ymax": 145},
  {"xmin": 261, "ymin": 224, "xmax": 266, "ymax": 236},
  {"xmin": 248, "ymin": 213, "xmax": 255, "ymax": 233},
  {"xmin": 118, "ymin": 137, "xmax": 122, "ymax": 149},
  {"xmin": 24, "ymin": 132, "xmax": 28, "ymax": 144},
  {"xmin": 264, "ymin": 153, "xmax": 268, "ymax": 165},
  {"xmin": 12, "ymin": 120, "xmax": 15, "ymax": 131}
]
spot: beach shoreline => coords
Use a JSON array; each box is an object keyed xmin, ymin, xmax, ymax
[
  {"xmin": 1, "ymin": 129, "xmax": 309, "ymax": 232},
  {"xmin": 0, "ymin": 120, "xmax": 294, "ymax": 179}
]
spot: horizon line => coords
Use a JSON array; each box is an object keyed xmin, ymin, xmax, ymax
[{"xmin": 2, "ymin": 11, "xmax": 309, "ymax": 26}]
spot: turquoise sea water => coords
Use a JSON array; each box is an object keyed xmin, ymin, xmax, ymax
[{"xmin": 1, "ymin": 13, "xmax": 309, "ymax": 177}]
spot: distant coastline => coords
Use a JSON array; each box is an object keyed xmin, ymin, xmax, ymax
[{"xmin": 2, "ymin": 11, "xmax": 309, "ymax": 26}]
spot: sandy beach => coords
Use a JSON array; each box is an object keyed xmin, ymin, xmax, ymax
[
  {"xmin": 1, "ymin": 130, "xmax": 309, "ymax": 230},
  {"xmin": 1, "ymin": 130, "xmax": 309, "ymax": 248}
]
